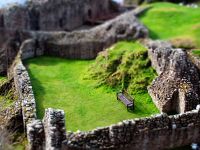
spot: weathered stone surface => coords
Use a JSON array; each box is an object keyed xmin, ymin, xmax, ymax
[
  {"xmin": 27, "ymin": 120, "xmax": 44, "ymax": 150},
  {"xmin": 0, "ymin": 7, "xmax": 148, "ymax": 75},
  {"xmin": 13, "ymin": 57, "xmax": 37, "ymax": 128},
  {"xmin": 0, "ymin": 0, "xmax": 116, "ymax": 31},
  {"xmin": 146, "ymin": 40, "xmax": 172, "ymax": 75},
  {"xmin": 148, "ymin": 46, "xmax": 200, "ymax": 113},
  {"xmin": 43, "ymin": 108, "xmax": 66, "ymax": 150},
  {"xmin": 38, "ymin": 9, "xmax": 148, "ymax": 59},
  {"xmin": 62, "ymin": 108, "xmax": 200, "ymax": 150}
]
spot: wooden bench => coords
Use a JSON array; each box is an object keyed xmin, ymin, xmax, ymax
[{"xmin": 117, "ymin": 91, "xmax": 134, "ymax": 111}]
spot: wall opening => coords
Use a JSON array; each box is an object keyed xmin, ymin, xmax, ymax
[{"xmin": 88, "ymin": 9, "xmax": 92, "ymax": 19}]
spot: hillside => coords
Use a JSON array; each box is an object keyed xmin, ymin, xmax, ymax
[{"xmin": 139, "ymin": 2, "xmax": 200, "ymax": 48}]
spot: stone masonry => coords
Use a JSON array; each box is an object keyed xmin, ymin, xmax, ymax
[
  {"xmin": 13, "ymin": 57, "xmax": 37, "ymax": 128},
  {"xmin": 147, "ymin": 41, "xmax": 200, "ymax": 113},
  {"xmin": 62, "ymin": 106, "xmax": 200, "ymax": 150},
  {"xmin": 0, "ymin": 7, "xmax": 148, "ymax": 75},
  {"xmin": 0, "ymin": 0, "xmax": 116, "ymax": 31},
  {"xmin": 27, "ymin": 120, "xmax": 45, "ymax": 150},
  {"xmin": 43, "ymin": 108, "xmax": 66, "ymax": 150}
]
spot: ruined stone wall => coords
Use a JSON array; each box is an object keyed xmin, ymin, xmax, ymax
[
  {"xmin": 0, "ymin": 0, "xmax": 115, "ymax": 31},
  {"xmin": 20, "ymin": 39, "xmax": 44, "ymax": 60},
  {"xmin": 13, "ymin": 57, "xmax": 37, "ymax": 128},
  {"xmin": 0, "ymin": 8, "xmax": 148, "ymax": 75},
  {"xmin": 62, "ymin": 106, "xmax": 200, "ymax": 150},
  {"xmin": 27, "ymin": 108, "xmax": 66, "ymax": 150},
  {"xmin": 146, "ymin": 40, "xmax": 200, "ymax": 114},
  {"xmin": 188, "ymin": 51, "xmax": 200, "ymax": 70},
  {"xmin": 43, "ymin": 108, "xmax": 66, "ymax": 150},
  {"xmin": 39, "ymin": 9, "xmax": 148, "ymax": 59},
  {"xmin": 25, "ymin": 105, "xmax": 200, "ymax": 150},
  {"xmin": 27, "ymin": 120, "xmax": 45, "ymax": 150}
]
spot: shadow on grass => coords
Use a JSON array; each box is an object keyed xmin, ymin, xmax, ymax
[
  {"xmin": 24, "ymin": 56, "xmax": 81, "ymax": 67},
  {"xmin": 148, "ymin": 29, "xmax": 160, "ymax": 39}
]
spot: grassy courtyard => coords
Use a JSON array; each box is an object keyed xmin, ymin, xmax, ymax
[
  {"xmin": 139, "ymin": 2, "xmax": 200, "ymax": 48},
  {"xmin": 25, "ymin": 48, "xmax": 159, "ymax": 131}
]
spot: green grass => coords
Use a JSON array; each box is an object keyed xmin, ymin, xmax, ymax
[
  {"xmin": 0, "ymin": 76, "xmax": 13, "ymax": 109},
  {"xmin": 139, "ymin": 2, "xmax": 200, "ymax": 48},
  {"xmin": 88, "ymin": 41, "xmax": 157, "ymax": 95},
  {"xmin": 0, "ymin": 76, "xmax": 6, "ymax": 83},
  {"xmin": 25, "ymin": 55, "xmax": 159, "ymax": 131},
  {"xmin": 192, "ymin": 49, "xmax": 200, "ymax": 57}
]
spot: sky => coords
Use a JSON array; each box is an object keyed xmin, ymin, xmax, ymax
[
  {"xmin": 113, "ymin": 0, "xmax": 124, "ymax": 4},
  {"xmin": 0, "ymin": 0, "xmax": 123, "ymax": 8},
  {"xmin": 0, "ymin": 0, "xmax": 27, "ymax": 7}
]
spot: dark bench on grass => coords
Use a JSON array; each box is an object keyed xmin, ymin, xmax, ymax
[{"xmin": 117, "ymin": 91, "xmax": 134, "ymax": 111}]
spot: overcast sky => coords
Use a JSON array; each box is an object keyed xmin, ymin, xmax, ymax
[{"xmin": 0, "ymin": 0, "xmax": 123, "ymax": 8}]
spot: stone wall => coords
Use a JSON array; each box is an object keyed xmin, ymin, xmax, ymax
[
  {"xmin": 24, "ymin": 105, "xmax": 200, "ymax": 150},
  {"xmin": 0, "ymin": 8, "xmax": 148, "ymax": 75},
  {"xmin": 20, "ymin": 39, "xmax": 44, "ymax": 60},
  {"xmin": 27, "ymin": 120, "xmax": 45, "ymax": 150},
  {"xmin": 146, "ymin": 40, "xmax": 200, "ymax": 114},
  {"xmin": 188, "ymin": 51, "xmax": 200, "ymax": 70},
  {"xmin": 62, "ymin": 106, "xmax": 200, "ymax": 150},
  {"xmin": 41, "ymin": 9, "xmax": 148, "ymax": 59},
  {"xmin": 43, "ymin": 108, "xmax": 66, "ymax": 150},
  {"xmin": 27, "ymin": 108, "xmax": 66, "ymax": 150},
  {"xmin": 13, "ymin": 57, "xmax": 37, "ymax": 128},
  {"xmin": 0, "ymin": 0, "xmax": 116, "ymax": 31}
]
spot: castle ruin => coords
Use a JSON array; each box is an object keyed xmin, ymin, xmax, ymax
[{"xmin": 0, "ymin": 0, "xmax": 200, "ymax": 150}]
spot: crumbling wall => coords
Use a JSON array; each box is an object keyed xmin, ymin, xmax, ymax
[
  {"xmin": 25, "ymin": 106, "xmax": 200, "ymax": 150},
  {"xmin": 27, "ymin": 120, "xmax": 45, "ymax": 150},
  {"xmin": 20, "ymin": 39, "xmax": 44, "ymax": 60},
  {"xmin": 62, "ymin": 106, "xmax": 200, "ymax": 150},
  {"xmin": 27, "ymin": 108, "xmax": 66, "ymax": 150},
  {"xmin": 146, "ymin": 40, "xmax": 200, "ymax": 114},
  {"xmin": 0, "ymin": 0, "xmax": 116, "ymax": 31},
  {"xmin": 13, "ymin": 58, "xmax": 37, "ymax": 128},
  {"xmin": 43, "ymin": 108, "xmax": 66, "ymax": 150},
  {"xmin": 39, "ymin": 9, "xmax": 148, "ymax": 59},
  {"xmin": 0, "ymin": 8, "xmax": 148, "ymax": 75},
  {"xmin": 10, "ymin": 43, "xmax": 200, "ymax": 150}
]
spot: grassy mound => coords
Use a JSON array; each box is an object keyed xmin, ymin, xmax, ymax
[
  {"xmin": 88, "ymin": 41, "xmax": 156, "ymax": 95},
  {"xmin": 25, "ymin": 55, "xmax": 159, "ymax": 131},
  {"xmin": 139, "ymin": 2, "xmax": 200, "ymax": 48}
]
